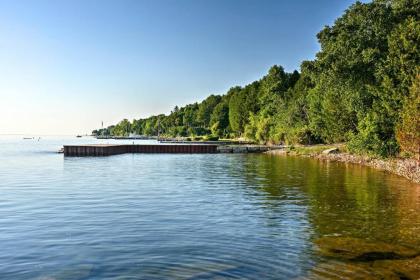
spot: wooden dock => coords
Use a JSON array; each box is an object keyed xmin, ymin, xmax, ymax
[
  {"xmin": 63, "ymin": 144, "xmax": 218, "ymax": 156},
  {"xmin": 63, "ymin": 144, "xmax": 282, "ymax": 157}
]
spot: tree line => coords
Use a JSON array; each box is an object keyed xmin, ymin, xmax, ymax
[{"xmin": 93, "ymin": 0, "xmax": 419, "ymax": 159}]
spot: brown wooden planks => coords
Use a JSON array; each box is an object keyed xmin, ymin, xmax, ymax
[{"xmin": 63, "ymin": 144, "xmax": 218, "ymax": 156}]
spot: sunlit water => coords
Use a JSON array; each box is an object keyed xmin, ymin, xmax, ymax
[{"xmin": 0, "ymin": 136, "xmax": 418, "ymax": 279}]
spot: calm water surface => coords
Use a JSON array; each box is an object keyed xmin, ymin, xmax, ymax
[{"xmin": 0, "ymin": 136, "xmax": 419, "ymax": 279}]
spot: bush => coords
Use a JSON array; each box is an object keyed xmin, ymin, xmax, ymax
[
  {"xmin": 348, "ymin": 113, "xmax": 399, "ymax": 158},
  {"xmin": 203, "ymin": 135, "xmax": 219, "ymax": 141},
  {"xmin": 396, "ymin": 74, "xmax": 420, "ymax": 160}
]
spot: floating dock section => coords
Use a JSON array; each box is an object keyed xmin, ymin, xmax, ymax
[{"xmin": 64, "ymin": 144, "xmax": 218, "ymax": 156}]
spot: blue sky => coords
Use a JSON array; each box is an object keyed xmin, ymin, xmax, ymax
[{"xmin": 0, "ymin": 0, "xmax": 362, "ymax": 135}]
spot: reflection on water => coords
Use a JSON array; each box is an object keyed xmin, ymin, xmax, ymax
[
  {"xmin": 0, "ymin": 137, "xmax": 418, "ymax": 279},
  {"xmin": 244, "ymin": 155, "xmax": 420, "ymax": 248}
]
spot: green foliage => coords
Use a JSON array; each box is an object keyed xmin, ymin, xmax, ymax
[
  {"xmin": 203, "ymin": 135, "xmax": 219, "ymax": 141},
  {"xmin": 228, "ymin": 83, "xmax": 259, "ymax": 135},
  {"xmin": 93, "ymin": 0, "xmax": 419, "ymax": 158},
  {"xmin": 210, "ymin": 101, "xmax": 229, "ymax": 137},
  {"xmin": 348, "ymin": 111, "xmax": 400, "ymax": 157},
  {"xmin": 396, "ymin": 74, "xmax": 420, "ymax": 159},
  {"xmin": 112, "ymin": 119, "xmax": 131, "ymax": 136},
  {"xmin": 197, "ymin": 95, "xmax": 222, "ymax": 127}
]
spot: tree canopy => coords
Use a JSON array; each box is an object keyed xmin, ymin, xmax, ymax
[{"xmin": 94, "ymin": 0, "xmax": 419, "ymax": 158}]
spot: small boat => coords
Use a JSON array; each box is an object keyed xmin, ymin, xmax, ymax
[
  {"xmin": 23, "ymin": 137, "xmax": 34, "ymax": 140},
  {"xmin": 76, "ymin": 135, "xmax": 82, "ymax": 138}
]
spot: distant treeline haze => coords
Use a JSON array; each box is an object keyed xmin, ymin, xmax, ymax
[{"xmin": 93, "ymin": 0, "xmax": 419, "ymax": 158}]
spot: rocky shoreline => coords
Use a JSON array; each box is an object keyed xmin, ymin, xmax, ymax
[{"xmin": 266, "ymin": 148, "xmax": 420, "ymax": 184}]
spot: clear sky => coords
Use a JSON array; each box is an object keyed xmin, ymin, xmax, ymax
[{"xmin": 0, "ymin": 0, "xmax": 361, "ymax": 135}]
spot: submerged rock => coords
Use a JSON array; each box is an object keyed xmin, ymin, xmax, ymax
[
  {"xmin": 303, "ymin": 260, "xmax": 399, "ymax": 280},
  {"xmin": 373, "ymin": 256, "xmax": 420, "ymax": 280},
  {"xmin": 37, "ymin": 264, "xmax": 93, "ymax": 280},
  {"xmin": 164, "ymin": 261, "xmax": 236, "ymax": 278},
  {"xmin": 314, "ymin": 236, "xmax": 419, "ymax": 261},
  {"xmin": 306, "ymin": 259, "xmax": 420, "ymax": 280},
  {"xmin": 120, "ymin": 261, "xmax": 237, "ymax": 279},
  {"xmin": 304, "ymin": 257, "xmax": 420, "ymax": 280}
]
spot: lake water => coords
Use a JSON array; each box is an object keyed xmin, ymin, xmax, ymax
[{"xmin": 0, "ymin": 136, "xmax": 419, "ymax": 279}]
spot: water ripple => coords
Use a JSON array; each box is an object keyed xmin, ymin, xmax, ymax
[{"xmin": 0, "ymin": 137, "xmax": 418, "ymax": 279}]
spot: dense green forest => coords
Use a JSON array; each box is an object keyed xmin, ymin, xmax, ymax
[{"xmin": 93, "ymin": 0, "xmax": 419, "ymax": 158}]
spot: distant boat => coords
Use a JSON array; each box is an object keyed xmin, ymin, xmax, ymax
[
  {"xmin": 23, "ymin": 137, "xmax": 34, "ymax": 140},
  {"xmin": 76, "ymin": 135, "xmax": 82, "ymax": 138}
]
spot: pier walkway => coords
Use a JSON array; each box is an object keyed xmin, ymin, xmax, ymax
[{"xmin": 63, "ymin": 144, "xmax": 279, "ymax": 156}]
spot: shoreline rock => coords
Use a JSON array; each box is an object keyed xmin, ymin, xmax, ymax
[{"xmin": 216, "ymin": 145, "xmax": 279, "ymax": 154}]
